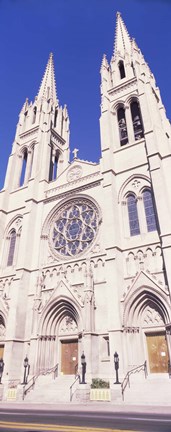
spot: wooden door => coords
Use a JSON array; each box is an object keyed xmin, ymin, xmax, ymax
[
  {"xmin": 61, "ymin": 340, "xmax": 78, "ymax": 375},
  {"xmin": 146, "ymin": 333, "xmax": 169, "ymax": 373},
  {"xmin": 0, "ymin": 345, "xmax": 4, "ymax": 359}
]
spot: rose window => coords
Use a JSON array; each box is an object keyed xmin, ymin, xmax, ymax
[{"xmin": 51, "ymin": 200, "xmax": 99, "ymax": 257}]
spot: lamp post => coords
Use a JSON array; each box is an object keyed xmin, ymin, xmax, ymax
[
  {"xmin": 114, "ymin": 351, "xmax": 120, "ymax": 384},
  {"xmin": 0, "ymin": 358, "xmax": 4, "ymax": 384},
  {"xmin": 80, "ymin": 352, "xmax": 86, "ymax": 384},
  {"xmin": 22, "ymin": 356, "xmax": 29, "ymax": 385}
]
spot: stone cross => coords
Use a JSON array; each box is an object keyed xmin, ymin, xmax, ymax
[{"xmin": 72, "ymin": 148, "xmax": 79, "ymax": 159}]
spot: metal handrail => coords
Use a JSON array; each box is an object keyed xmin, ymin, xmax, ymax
[
  {"xmin": 121, "ymin": 360, "xmax": 147, "ymax": 401},
  {"xmin": 70, "ymin": 374, "xmax": 80, "ymax": 402},
  {"xmin": 22, "ymin": 363, "xmax": 58, "ymax": 400}
]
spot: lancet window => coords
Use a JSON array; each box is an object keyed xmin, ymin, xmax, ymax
[
  {"xmin": 32, "ymin": 106, "xmax": 37, "ymax": 124},
  {"xmin": 7, "ymin": 230, "xmax": 17, "ymax": 266},
  {"xmin": 5, "ymin": 218, "xmax": 22, "ymax": 268},
  {"xmin": 127, "ymin": 194, "xmax": 140, "ymax": 236},
  {"xmin": 49, "ymin": 148, "xmax": 59, "ymax": 181},
  {"xmin": 130, "ymin": 100, "xmax": 144, "ymax": 140},
  {"xmin": 118, "ymin": 60, "xmax": 126, "ymax": 79},
  {"xmin": 143, "ymin": 189, "xmax": 157, "ymax": 232},
  {"xmin": 20, "ymin": 149, "xmax": 28, "ymax": 186},
  {"xmin": 117, "ymin": 107, "xmax": 128, "ymax": 146}
]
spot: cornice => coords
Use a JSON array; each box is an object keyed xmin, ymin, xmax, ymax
[
  {"xmin": 19, "ymin": 126, "xmax": 39, "ymax": 140},
  {"xmin": 45, "ymin": 171, "xmax": 101, "ymax": 200},
  {"xmin": 51, "ymin": 129, "xmax": 66, "ymax": 146},
  {"xmin": 44, "ymin": 178, "xmax": 101, "ymax": 203},
  {"xmin": 109, "ymin": 77, "xmax": 137, "ymax": 98}
]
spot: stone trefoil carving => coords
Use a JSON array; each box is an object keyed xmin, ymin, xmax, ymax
[{"xmin": 67, "ymin": 165, "xmax": 82, "ymax": 183}]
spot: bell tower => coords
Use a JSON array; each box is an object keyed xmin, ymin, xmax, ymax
[
  {"xmin": 100, "ymin": 12, "xmax": 171, "ymax": 296},
  {"xmin": 4, "ymin": 53, "xmax": 70, "ymax": 192}
]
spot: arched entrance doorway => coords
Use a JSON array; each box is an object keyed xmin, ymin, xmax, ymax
[
  {"xmin": 123, "ymin": 280, "xmax": 171, "ymax": 373},
  {"xmin": 37, "ymin": 298, "xmax": 80, "ymax": 375}
]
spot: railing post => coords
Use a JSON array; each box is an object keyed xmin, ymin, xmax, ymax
[
  {"xmin": 121, "ymin": 385, "xmax": 124, "ymax": 401},
  {"xmin": 144, "ymin": 360, "xmax": 147, "ymax": 378},
  {"xmin": 168, "ymin": 360, "xmax": 171, "ymax": 379}
]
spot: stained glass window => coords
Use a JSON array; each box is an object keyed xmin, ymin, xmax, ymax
[
  {"xmin": 51, "ymin": 200, "xmax": 99, "ymax": 257},
  {"xmin": 127, "ymin": 195, "xmax": 140, "ymax": 236},
  {"xmin": 7, "ymin": 230, "xmax": 16, "ymax": 266},
  {"xmin": 143, "ymin": 190, "xmax": 157, "ymax": 232}
]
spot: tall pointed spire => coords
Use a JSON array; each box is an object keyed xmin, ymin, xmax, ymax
[
  {"xmin": 114, "ymin": 12, "xmax": 132, "ymax": 56},
  {"xmin": 37, "ymin": 53, "xmax": 57, "ymax": 103}
]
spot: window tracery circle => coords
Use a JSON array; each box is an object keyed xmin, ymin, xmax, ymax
[{"xmin": 50, "ymin": 198, "xmax": 99, "ymax": 258}]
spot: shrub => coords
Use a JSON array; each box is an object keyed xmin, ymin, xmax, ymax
[{"xmin": 91, "ymin": 378, "xmax": 110, "ymax": 389}]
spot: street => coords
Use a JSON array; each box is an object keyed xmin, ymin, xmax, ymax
[{"xmin": 0, "ymin": 408, "xmax": 171, "ymax": 432}]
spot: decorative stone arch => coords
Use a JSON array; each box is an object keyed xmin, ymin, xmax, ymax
[
  {"xmin": 3, "ymin": 216, "xmax": 22, "ymax": 269},
  {"xmin": 123, "ymin": 285, "xmax": 170, "ymax": 329},
  {"xmin": 39, "ymin": 293, "xmax": 82, "ymax": 336},
  {"xmin": 4, "ymin": 215, "xmax": 23, "ymax": 238},
  {"xmin": 122, "ymin": 276, "xmax": 171, "ymax": 370},
  {"xmin": 118, "ymin": 174, "xmax": 151, "ymax": 204},
  {"xmin": 28, "ymin": 140, "xmax": 37, "ymax": 151},
  {"xmin": 118, "ymin": 175, "xmax": 152, "ymax": 238},
  {"xmin": 37, "ymin": 295, "xmax": 83, "ymax": 373},
  {"xmin": 111, "ymin": 100, "xmax": 126, "ymax": 112},
  {"xmin": 125, "ymin": 94, "xmax": 140, "ymax": 106},
  {"xmin": 18, "ymin": 145, "xmax": 28, "ymax": 157}
]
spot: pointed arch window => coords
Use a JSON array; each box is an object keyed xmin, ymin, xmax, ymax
[
  {"xmin": 117, "ymin": 107, "xmax": 128, "ymax": 146},
  {"xmin": 118, "ymin": 60, "xmax": 126, "ymax": 79},
  {"xmin": 49, "ymin": 148, "xmax": 59, "ymax": 181},
  {"xmin": 20, "ymin": 149, "xmax": 28, "ymax": 186},
  {"xmin": 54, "ymin": 108, "xmax": 58, "ymax": 128},
  {"xmin": 29, "ymin": 146, "xmax": 34, "ymax": 180},
  {"xmin": 127, "ymin": 194, "xmax": 140, "ymax": 236},
  {"xmin": 7, "ymin": 230, "xmax": 16, "ymax": 266},
  {"xmin": 32, "ymin": 107, "xmax": 37, "ymax": 124},
  {"xmin": 143, "ymin": 189, "xmax": 157, "ymax": 232},
  {"xmin": 130, "ymin": 100, "xmax": 144, "ymax": 140}
]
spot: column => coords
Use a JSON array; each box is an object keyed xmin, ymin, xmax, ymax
[{"xmin": 125, "ymin": 105, "xmax": 135, "ymax": 144}]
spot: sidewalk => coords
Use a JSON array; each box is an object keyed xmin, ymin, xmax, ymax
[{"xmin": 0, "ymin": 401, "xmax": 171, "ymax": 415}]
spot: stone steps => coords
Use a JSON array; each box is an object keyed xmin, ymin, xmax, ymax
[
  {"xmin": 24, "ymin": 373, "xmax": 171, "ymax": 405},
  {"xmin": 122, "ymin": 374, "xmax": 171, "ymax": 405},
  {"xmin": 24, "ymin": 374, "xmax": 76, "ymax": 403}
]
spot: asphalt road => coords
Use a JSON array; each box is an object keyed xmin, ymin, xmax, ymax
[{"xmin": 0, "ymin": 408, "xmax": 171, "ymax": 432}]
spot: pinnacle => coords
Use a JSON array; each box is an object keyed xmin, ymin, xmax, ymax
[
  {"xmin": 114, "ymin": 12, "xmax": 132, "ymax": 56},
  {"xmin": 100, "ymin": 54, "xmax": 109, "ymax": 70},
  {"xmin": 37, "ymin": 52, "xmax": 58, "ymax": 103}
]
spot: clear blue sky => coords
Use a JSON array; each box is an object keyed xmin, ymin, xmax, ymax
[{"xmin": 0, "ymin": 0, "xmax": 171, "ymax": 189}]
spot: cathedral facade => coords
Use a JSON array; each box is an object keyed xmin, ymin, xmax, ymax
[{"xmin": 0, "ymin": 13, "xmax": 171, "ymax": 395}]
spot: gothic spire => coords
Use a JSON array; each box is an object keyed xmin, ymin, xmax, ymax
[
  {"xmin": 114, "ymin": 12, "xmax": 132, "ymax": 56},
  {"xmin": 37, "ymin": 52, "xmax": 57, "ymax": 103}
]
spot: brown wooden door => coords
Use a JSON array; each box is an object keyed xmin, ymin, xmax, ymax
[
  {"xmin": 0, "ymin": 345, "xmax": 4, "ymax": 359},
  {"xmin": 61, "ymin": 340, "xmax": 78, "ymax": 375},
  {"xmin": 146, "ymin": 333, "xmax": 169, "ymax": 373}
]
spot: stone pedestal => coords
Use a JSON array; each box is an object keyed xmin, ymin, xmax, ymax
[{"xmin": 75, "ymin": 383, "xmax": 90, "ymax": 403}]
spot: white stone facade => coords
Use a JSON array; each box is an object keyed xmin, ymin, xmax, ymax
[{"xmin": 0, "ymin": 13, "xmax": 171, "ymax": 394}]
